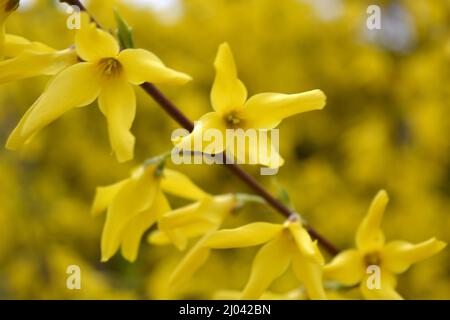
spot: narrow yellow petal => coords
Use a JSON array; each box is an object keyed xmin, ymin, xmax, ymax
[
  {"xmin": 240, "ymin": 233, "xmax": 292, "ymax": 299},
  {"xmin": 118, "ymin": 48, "xmax": 191, "ymax": 85},
  {"xmin": 381, "ymin": 238, "xmax": 446, "ymax": 274},
  {"xmin": 210, "ymin": 42, "xmax": 247, "ymax": 115},
  {"xmin": 158, "ymin": 201, "xmax": 205, "ymax": 231},
  {"xmin": 169, "ymin": 233, "xmax": 212, "ymax": 287},
  {"xmin": 6, "ymin": 97, "xmax": 40, "ymax": 149},
  {"xmin": 2, "ymin": 34, "xmax": 55, "ymax": 57},
  {"xmin": 75, "ymin": 12, "xmax": 119, "ymax": 62},
  {"xmin": 161, "ymin": 168, "xmax": 207, "ymax": 200},
  {"xmin": 159, "ymin": 195, "xmax": 234, "ymax": 231},
  {"xmin": 98, "ymin": 77, "xmax": 136, "ymax": 162},
  {"xmin": 356, "ymin": 190, "xmax": 388, "ymax": 252},
  {"xmin": 121, "ymin": 191, "xmax": 171, "ymax": 262},
  {"xmin": 101, "ymin": 167, "xmax": 159, "ymax": 262},
  {"xmin": 292, "ymin": 252, "xmax": 327, "ymax": 300},
  {"xmin": 240, "ymin": 90, "xmax": 326, "ymax": 129},
  {"xmin": 0, "ymin": 48, "xmax": 77, "ymax": 84},
  {"xmin": 323, "ymin": 249, "xmax": 365, "ymax": 286},
  {"xmin": 360, "ymin": 271, "xmax": 403, "ymax": 300},
  {"xmin": 91, "ymin": 180, "xmax": 128, "ymax": 216},
  {"xmin": 175, "ymin": 112, "xmax": 227, "ymax": 153},
  {"xmin": 203, "ymin": 222, "xmax": 283, "ymax": 249},
  {"xmin": 12, "ymin": 62, "xmax": 101, "ymax": 148},
  {"xmin": 148, "ymin": 221, "xmax": 215, "ymax": 246},
  {"xmin": 288, "ymin": 222, "xmax": 324, "ymax": 265},
  {"xmin": 165, "ymin": 229, "xmax": 188, "ymax": 251}
]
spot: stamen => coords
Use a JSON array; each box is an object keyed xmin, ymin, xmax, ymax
[
  {"xmin": 97, "ymin": 58, "xmax": 122, "ymax": 77},
  {"xmin": 364, "ymin": 251, "xmax": 381, "ymax": 266},
  {"xmin": 224, "ymin": 112, "xmax": 242, "ymax": 128}
]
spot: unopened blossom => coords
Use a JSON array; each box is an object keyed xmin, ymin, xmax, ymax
[
  {"xmin": 6, "ymin": 12, "xmax": 191, "ymax": 162},
  {"xmin": 176, "ymin": 42, "xmax": 326, "ymax": 168},
  {"xmin": 93, "ymin": 163, "xmax": 206, "ymax": 262},
  {"xmin": 152, "ymin": 194, "xmax": 238, "ymax": 287},
  {"xmin": 323, "ymin": 190, "xmax": 446, "ymax": 300},
  {"xmin": 203, "ymin": 218, "xmax": 327, "ymax": 299},
  {"xmin": 149, "ymin": 194, "xmax": 237, "ymax": 251}
]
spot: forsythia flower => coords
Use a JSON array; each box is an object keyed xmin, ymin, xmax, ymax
[
  {"xmin": 323, "ymin": 190, "xmax": 446, "ymax": 300},
  {"xmin": 203, "ymin": 217, "xmax": 327, "ymax": 300},
  {"xmin": 92, "ymin": 163, "xmax": 206, "ymax": 262},
  {"xmin": 176, "ymin": 42, "xmax": 326, "ymax": 168},
  {"xmin": 0, "ymin": 1, "xmax": 77, "ymax": 79},
  {"xmin": 149, "ymin": 194, "xmax": 237, "ymax": 251},
  {"xmin": 156, "ymin": 194, "xmax": 238, "ymax": 287},
  {"xmin": 6, "ymin": 13, "xmax": 192, "ymax": 162}
]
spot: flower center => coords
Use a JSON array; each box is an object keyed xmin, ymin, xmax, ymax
[
  {"xmin": 364, "ymin": 251, "xmax": 381, "ymax": 267},
  {"xmin": 224, "ymin": 111, "xmax": 242, "ymax": 128},
  {"xmin": 97, "ymin": 58, "xmax": 122, "ymax": 77}
]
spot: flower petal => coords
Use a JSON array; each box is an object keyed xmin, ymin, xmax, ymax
[
  {"xmin": 292, "ymin": 252, "xmax": 327, "ymax": 300},
  {"xmin": 175, "ymin": 112, "xmax": 227, "ymax": 153},
  {"xmin": 381, "ymin": 238, "xmax": 446, "ymax": 274},
  {"xmin": 170, "ymin": 233, "xmax": 212, "ymax": 287},
  {"xmin": 101, "ymin": 166, "xmax": 159, "ymax": 262},
  {"xmin": 203, "ymin": 222, "xmax": 283, "ymax": 249},
  {"xmin": 148, "ymin": 221, "xmax": 215, "ymax": 246},
  {"xmin": 240, "ymin": 233, "xmax": 292, "ymax": 299},
  {"xmin": 10, "ymin": 62, "xmax": 101, "ymax": 149},
  {"xmin": 360, "ymin": 271, "xmax": 403, "ymax": 300},
  {"xmin": 356, "ymin": 190, "xmax": 388, "ymax": 252},
  {"xmin": 288, "ymin": 222, "xmax": 324, "ymax": 265},
  {"xmin": 210, "ymin": 42, "xmax": 247, "ymax": 115},
  {"xmin": 98, "ymin": 77, "xmax": 136, "ymax": 162},
  {"xmin": 91, "ymin": 180, "xmax": 128, "ymax": 216},
  {"xmin": 118, "ymin": 48, "xmax": 191, "ymax": 85},
  {"xmin": 75, "ymin": 12, "xmax": 119, "ymax": 62},
  {"xmin": 240, "ymin": 90, "xmax": 326, "ymax": 129},
  {"xmin": 161, "ymin": 168, "xmax": 207, "ymax": 200},
  {"xmin": 2, "ymin": 34, "xmax": 55, "ymax": 57},
  {"xmin": 0, "ymin": 48, "xmax": 77, "ymax": 84},
  {"xmin": 120, "ymin": 191, "xmax": 171, "ymax": 262},
  {"xmin": 323, "ymin": 249, "xmax": 365, "ymax": 286},
  {"xmin": 158, "ymin": 201, "xmax": 206, "ymax": 231}
]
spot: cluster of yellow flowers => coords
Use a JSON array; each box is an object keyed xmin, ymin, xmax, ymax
[{"xmin": 0, "ymin": 0, "xmax": 447, "ymax": 299}]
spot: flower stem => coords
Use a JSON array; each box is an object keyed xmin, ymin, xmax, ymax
[{"xmin": 61, "ymin": 0, "xmax": 340, "ymax": 256}]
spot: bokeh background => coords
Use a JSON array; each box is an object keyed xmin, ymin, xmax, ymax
[{"xmin": 0, "ymin": 0, "xmax": 448, "ymax": 299}]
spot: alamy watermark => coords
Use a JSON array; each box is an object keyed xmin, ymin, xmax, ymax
[
  {"xmin": 65, "ymin": 5, "xmax": 81, "ymax": 30},
  {"xmin": 66, "ymin": 265, "xmax": 81, "ymax": 290},
  {"xmin": 171, "ymin": 128, "xmax": 281, "ymax": 175},
  {"xmin": 366, "ymin": 5, "xmax": 382, "ymax": 30},
  {"xmin": 366, "ymin": 265, "xmax": 381, "ymax": 290}
]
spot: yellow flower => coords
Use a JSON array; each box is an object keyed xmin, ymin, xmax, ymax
[
  {"xmin": 6, "ymin": 12, "xmax": 192, "ymax": 162},
  {"xmin": 176, "ymin": 42, "xmax": 326, "ymax": 168},
  {"xmin": 0, "ymin": 0, "xmax": 76, "ymax": 79},
  {"xmin": 202, "ymin": 217, "xmax": 326, "ymax": 300},
  {"xmin": 0, "ymin": 36, "xmax": 77, "ymax": 83},
  {"xmin": 153, "ymin": 194, "xmax": 238, "ymax": 287},
  {"xmin": 92, "ymin": 164, "xmax": 206, "ymax": 262},
  {"xmin": 148, "ymin": 194, "xmax": 237, "ymax": 251},
  {"xmin": 323, "ymin": 190, "xmax": 446, "ymax": 300}
]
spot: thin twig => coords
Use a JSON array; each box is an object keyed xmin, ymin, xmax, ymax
[{"xmin": 59, "ymin": 0, "xmax": 340, "ymax": 256}]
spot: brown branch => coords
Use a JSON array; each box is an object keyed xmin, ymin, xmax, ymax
[
  {"xmin": 63, "ymin": 0, "xmax": 340, "ymax": 256},
  {"xmin": 141, "ymin": 84, "xmax": 340, "ymax": 256}
]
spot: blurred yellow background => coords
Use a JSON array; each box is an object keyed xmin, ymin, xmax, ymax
[{"xmin": 0, "ymin": 0, "xmax": 448, "ymax": 299}]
